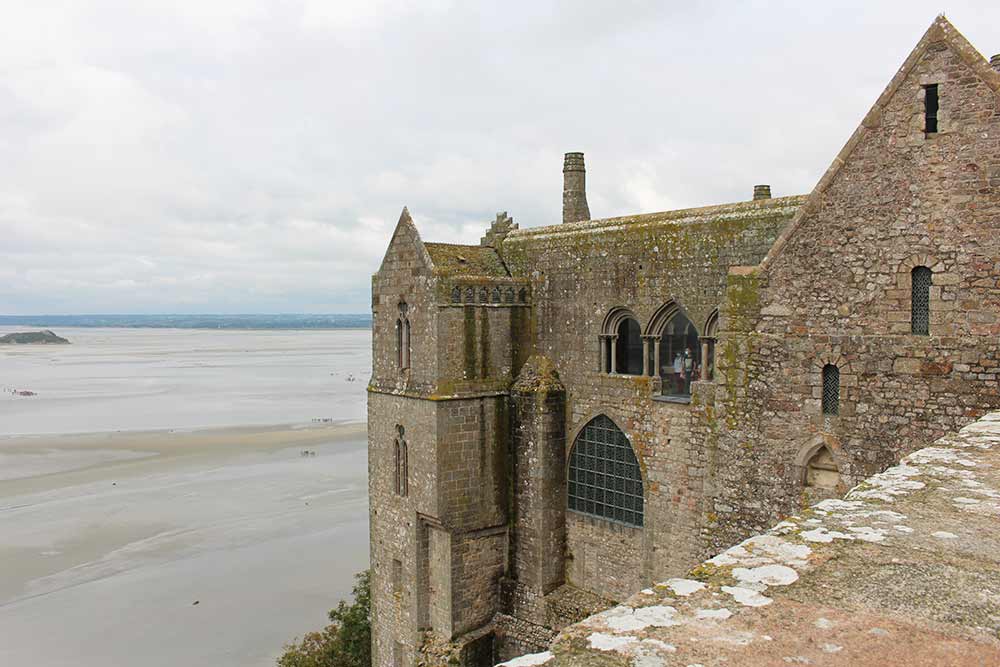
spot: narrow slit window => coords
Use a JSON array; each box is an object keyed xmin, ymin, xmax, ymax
[
  {"xmin": 822, "ymin": 364, "xmax": 840, "ymax": 416},
  {"xmin": 924, "ymin": 84, "xmax": 939, "ymax": 134},
  {"xmin": 911, "ymin": 266, "xmax": 931, "ymax": 335}
]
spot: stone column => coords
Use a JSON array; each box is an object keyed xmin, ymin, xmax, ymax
[
  {"xmin": 609, "ymin": 336, "xmax": 618, "ymax": 374},
  {"xmin": 700, "ymin": 338, "xmax": 710, "ymax": 381},
  {"xmin": 641, "ymin": 338, "xmax": 650, "ymax": 376},
  {"xmin": 510, "ymin": 356, "xmax": 567, "ymax": 595}
]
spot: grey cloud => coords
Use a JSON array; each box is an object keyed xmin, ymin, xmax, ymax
[{"xmin": 1, "ymin": 1, "xmax": 999, "ymax": 313}]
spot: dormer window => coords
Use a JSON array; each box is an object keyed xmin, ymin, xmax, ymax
[{"xmin": 924, "ymin": 84, "xmax": 939, "ymax": 134}]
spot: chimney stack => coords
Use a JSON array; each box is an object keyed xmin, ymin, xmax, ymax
[
  {"xmin": 562, "ymin": 152, "xmax": 591, "ymax": 224},
  {"xmin": 991, "ymin": 54, "xmax": 1000, "ymax": 72},
  {"xmin": 753, "ymin": 184, "xmax": 772, "ymax": 200}
]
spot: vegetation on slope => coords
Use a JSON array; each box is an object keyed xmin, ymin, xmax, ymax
[{"xmin": 278, "ymin": 570, "xmax": 371, "ymax": 667}]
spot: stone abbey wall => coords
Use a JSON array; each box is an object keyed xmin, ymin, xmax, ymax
[
  {"xmin": 702, "ymin": 17, "xmax": 1000, "ymax": 554},
  {"xmin": 367, "ymin": 15, "xmax": 1000, "ymax": 667}
]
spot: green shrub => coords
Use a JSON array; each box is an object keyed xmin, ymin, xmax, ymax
[{"xmin": 278, "ymin": 570, "xmax": 371, "ymax": 667}]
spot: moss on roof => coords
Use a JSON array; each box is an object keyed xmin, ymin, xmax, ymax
[
  {"xmin": 424, "ymin": 243, "xmax": 510, "ymax": 278},
  {"xmin": 505, "ymin": 195, "xmax": 807, "ymax": 243}
]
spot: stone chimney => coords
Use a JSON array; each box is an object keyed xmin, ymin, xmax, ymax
[
  {"xmin": 991, "ymin": 54, "xmax": 1000, "ymax": 72},
  {"xmin": 562, "ymin": 152, "xmax": 591, "ymax": 224},
  {"xmin": 753, "ymin": 184, "xmax": 772, "ymax": 200}
]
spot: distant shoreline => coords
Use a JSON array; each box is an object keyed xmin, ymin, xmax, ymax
[{"xmin": 0, "ymin": 314, "xmax": 373, "ymax": 330}]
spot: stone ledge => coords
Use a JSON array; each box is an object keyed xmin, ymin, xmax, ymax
[{"xmin": 498, "ymin": 411, "xmax": 1000, "ymax": 666}]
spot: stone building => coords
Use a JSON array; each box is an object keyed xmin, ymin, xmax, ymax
[{"xmin": 367, "ymin": 16, "xmax": 1000, "ymax": 667}]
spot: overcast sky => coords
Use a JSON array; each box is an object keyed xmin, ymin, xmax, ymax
[{"xmin": 1, "ymin": 1, "xmax": 998, "ymax": 314}]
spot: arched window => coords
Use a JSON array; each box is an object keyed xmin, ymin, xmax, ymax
[
  {"xmin": 397, "ymin": 303, "xmax": 411, "ymax": 370},
  {"xmin": 822, "ymin": 364, "xmax": 840, "ymax": 415},
  {"xmin": 911, "ymin": 266, "xmax": 931, "ymax": 335},
  {"xmin": 615, "ymin": 317, "xmax": 643, "ymax": 375},
  {"xmin": 504, "ymin": 287, "xmax": 515, "ymax": 304},
  {"xmin": 568, "ymin": 415, "xmax": 643, "ymax": 527},
  {"xmin": 658, "ymin": 311, "xmax": 700, "ymax": 397},
  {"xmin": 394, "ymin": 425, "xmax": 408, "ymax": 496},
  {"xmin": 805, "ymin": 446, "xmax": 840, "ymax": 490},
  {"xmin": 702, "ymin": 309, "xmax": 719, "ymax": 382},
  {"xmin": 601, "ymin": 308, "xmax": 642, "ymax": 375},
  {"xmin": 451, "ymin": 286, "xmax": 461, "ymax": 303},
  {"xmin": 490, "ymin": 286, "xmax": 501, "ymax": 303}
]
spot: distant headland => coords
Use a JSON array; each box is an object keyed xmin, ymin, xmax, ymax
[{"xmin": 0, "ymin": 330, "xmax": 70, "ymax": 345}]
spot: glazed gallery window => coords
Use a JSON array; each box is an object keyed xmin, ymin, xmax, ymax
[
  {"xmin": 911, "ymin": 266, "xmax": 931, "ymax": 335},
  {"xmin": 615, "ymin": 317, "xmax": 643, "ymax": 375},
  {"xmin": 660, "ymin": 312, "xmax": 700, "ymax": 397},
  {"xmin": 568, "ymin": 415, "xmax": 644, "ymax": 527}
]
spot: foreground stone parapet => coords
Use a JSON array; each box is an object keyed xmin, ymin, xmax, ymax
[{"xmin": 498, "ymin": 412, "xmax": 1000, "ymax": 666}]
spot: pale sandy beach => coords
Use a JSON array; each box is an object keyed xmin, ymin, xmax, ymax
[
  {"xmin": 0, "ymin": 328, "xmax": 372, "ymax": 666},
  {"xmin": 0, "ymin": 422, "xmax": 369, "ymax": 667}
]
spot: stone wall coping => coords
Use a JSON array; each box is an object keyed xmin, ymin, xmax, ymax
[{"xmin": 497, "ymin": 410, "xmax": 1000, "ymax": 666}]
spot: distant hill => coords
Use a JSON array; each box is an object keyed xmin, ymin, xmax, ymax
[
  {"xmin": 0, "ymin": 314, "xmax": 372, "ymax": 330},
  {"xmin": 0, "ymin": 330, "xmax": 70, "ymax": 345}
]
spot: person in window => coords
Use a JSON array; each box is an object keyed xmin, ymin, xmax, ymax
[
  {"xmin": 673, "ymin": 352, "xmax": 684, "ymax": 393},
  {"xmin": 683, "ymin": 347, "xmax": 695, "ymax": 394}
]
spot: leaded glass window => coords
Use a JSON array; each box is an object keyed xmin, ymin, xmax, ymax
[
  {"xmin": 911, "ymin": 266, "xmax": 931, "ymax": 335},
  {"xmin": 568, "ymin": 415, "xmax": 643, "ymax": 527},
  {"xmin": 822, "ymin": 364, "xmax": 840, "ymax": 416}
]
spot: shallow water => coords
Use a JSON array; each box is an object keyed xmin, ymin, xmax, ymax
[
  {"xmin": 0, "ymin": 327, "xmax": 370, "ymax": 435},
  {"xmin": 0, "ymin": 328, "xmax": 372, "ymax": 666}
]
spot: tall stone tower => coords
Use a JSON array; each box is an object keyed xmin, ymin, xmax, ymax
[{"xmin": 368, "ymin": 208, "xmax": 531, "ymax": 667}]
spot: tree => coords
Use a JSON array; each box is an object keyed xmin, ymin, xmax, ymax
[{"xmin": 278, "ymin": 570, "xmax": 371, "ymax": 667}]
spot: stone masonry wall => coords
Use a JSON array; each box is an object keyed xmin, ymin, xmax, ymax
[
  {"xmin": 703, "ymin": 21, "xmax": 1000, "ymax": 556},
  {"xmin": 499, "ymin": 199, "xmax": 800, "ymax": 599}
]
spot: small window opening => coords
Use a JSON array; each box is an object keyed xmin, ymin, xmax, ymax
[
  {"xmin": 394, "ymin": 425, "xmax": 408, "ymax": 496},
  {"xmin": 805, "ymin": 446, "xmax": 840, "ymax": 490},
  {"xmin": 451, "ymin": 286, "xmax": 461, "ymax": 303},
  {"xmin": 924, "ymin": 84, "xmax": 939, "ymax": 134},
  {"xmin": 396, "ymin": 303, "xmax": 411, "ymax": 370},
  {"xmin": 821, "ymin": 364, "xmax": 840, "ymax": 416},
  {"xmin": 392, "ymin": 558, "xmax": 403, "ymax": 595},
  {"xmin": 911, "ymin": 266, "xmax": 931, "ymax": 335}
]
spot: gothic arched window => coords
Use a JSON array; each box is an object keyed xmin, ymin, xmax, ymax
[
  {"xmin": 615, "ymin": 317, "xmax": 643, "ymax": 375},
  {"xmin": 451, "ymin": 286, "xmax": 461, "ymax": 304},
  {"xmin": 568, "ymin": 415, "xmax": 643, "ymax": 527},
  {"xmin": 491, "ymin": 286, "xmax": 501, "ymax": 303},
  {"xmin": 394, "ymin": 425, "xmax": 408, "ymax": 496},
  {"xmin": 822, "ymin": 364, "xmax": 840, "ymax": 415},
  {"xmin": 657, "ymin": 309, "xmax": 700, "ymax": 397},
  {"xmin": 911, "ymin": 266, "xmax": 931, "ymax": 335},
  {"xmin": 397, "ymin": 302, "xmax": 411, "ymax": 370},
  {"xmin": 504, "ymin": 287, "xmax": 515, "ymax": 304}
]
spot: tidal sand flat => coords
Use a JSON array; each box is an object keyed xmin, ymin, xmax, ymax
[
  {"xmin": 0, "ymin": 423, "xmax": 370, "ymax": 667},
  {"xmin": 0, "ymin": 327, "xmax": 372, "ymax": 666}
]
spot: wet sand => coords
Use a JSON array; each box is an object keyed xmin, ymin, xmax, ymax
[{"xmin": 0, "ymin": 422, "xmax": 370, "ymax": 667}]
